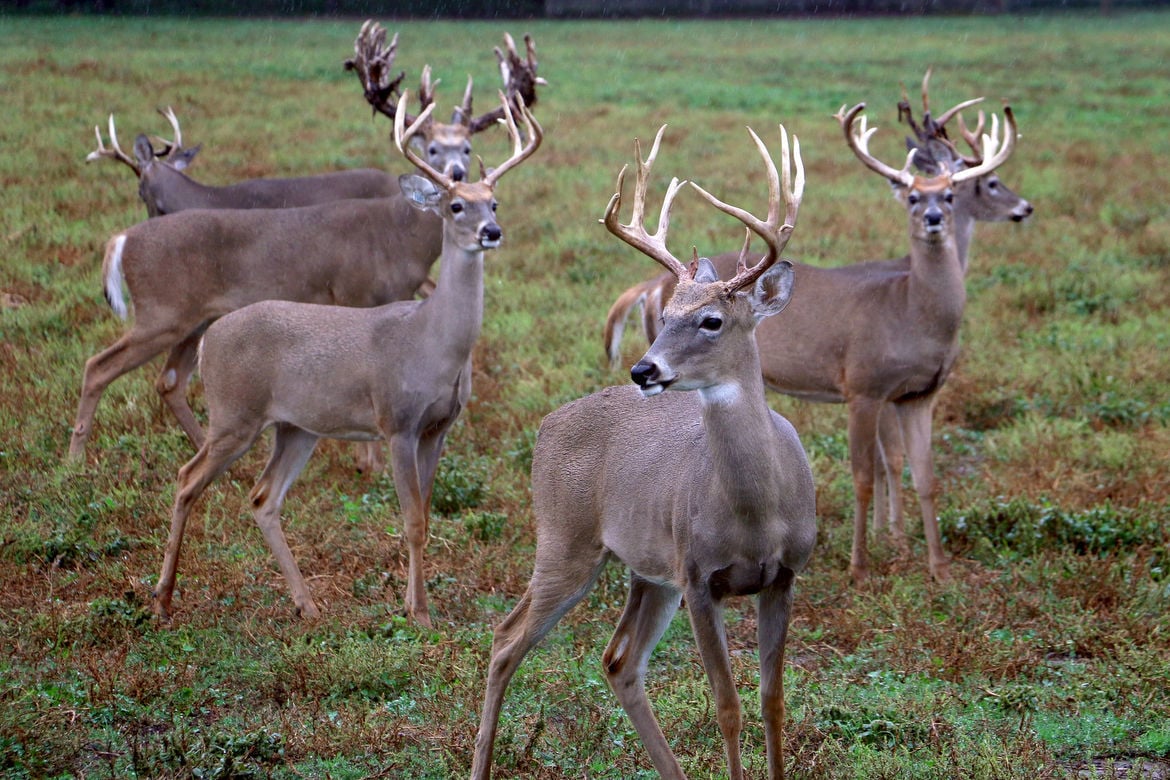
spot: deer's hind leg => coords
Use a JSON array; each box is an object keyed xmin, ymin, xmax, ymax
[
  {"xmin": 603, "ymin": 575, "xmax": 686, "ymax": 780},
  {"xmin": 155, "ymin": 328, "xmax": 210, "ymax": 450},
  {"xmin": 249, "ymin": 423, "xmax": 322, "ymax": 619},
  {"xmin": 155, "ymin": 418, "xmax": 263, "ymax": 621}
]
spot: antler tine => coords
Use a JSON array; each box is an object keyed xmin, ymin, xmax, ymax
[
  {"xmin": 418, "ymin": 65, "xmax": 439, "ymax": 116},
  {"xmin": 602, "ymin": 125, "xmax": 690, "ymax": 280},
  {"xmin": 481, "ymin": 92, "xmax": 543, "ymax": 187},
  {"xmin": 150, "ymin": 106, "xmax": 183, "ymax": 156},
  {"xmin": 956, "ymin": 109, "xmax": 986, "ymax": 162},
  {"xmin": 837, "ymin": 103, "xmax": 917, "ymax": 187},
  {"xmin": 86, "ymin": 114, "xmax": 140, "ymax": 172},
  {"xmin": 951, "ymin": 105, "xmax": 1017, "ymax": 184},
  {"xmin": 453, "ymin": 75, "xmax": 474, "ymax": 127},
  {"xmin": 690, "ymin": 125, "xmax": 803, "ymax": 294},
  {"xmin": 393, "ymin": 91, "xmax": 449, "ymax": 189},
  {"xmin": 933, "ymin": 96, "xmax": 984, "ymax": 132}
]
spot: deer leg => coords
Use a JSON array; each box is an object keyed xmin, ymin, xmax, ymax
[
  {"xmin": 69, "ymin": 327, "xmax": 182, "ymax": 460},
  {"xmin": 846, "ymin": 397, "xmax": 882, "ymax": 584},
  {"xmin": 387, "ymin": 432, "xmax": 433, "ymax": 627},
  {"xmin": 355, "ymin": 441, "xmax": 385, "ymax": 474},
  {"xmin": 249, "ymin": 423, "xmax": 322, "ymax": 619},
  {"xmin": 471, "ymin": 551, "xmax": 609, "ymax": 780},
  {"xmin": 154, "ymin": 330, "xmax": 208, "ymax": 450},
  {"xmin": 154, "ymin": 422, "xmax": 261, "ymax": 621},
  {"xmin": 895, "ymin": 397, "xmax": 952, "ymax": 583},
  {"xmin": 757, "ymin": 570, "xmax": 797, "ymax": 780},
  {"xmin": 602, "ymin": 575, "xmax": 685, "ymax": 780},
  {"xmin": 876, "ymin": 403, "xmax": 909, "ymax": 553},
  {"xmin": 686, "ymin": 584, "xmax": 744, "ymax": 780}
]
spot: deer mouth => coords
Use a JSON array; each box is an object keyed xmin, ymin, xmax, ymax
[{"xmin": 480, "ymin": 236, "xmax": 502, "ymax": 249}]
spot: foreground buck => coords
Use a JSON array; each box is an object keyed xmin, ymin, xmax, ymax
[
  {"xmin": 473, "ymin": 125, "xmax": 816, "ymax": 780},
  {"xmin": 153, "ymin": 93, "xmax": 541, "ymax": 626},
  {"xmin": 87, "ymin": 107, "xmax": 398, "ymax": 218},
  {"xmin": 604, "ymin": 83, "xmax": 1026, "ymax": 580},
  {"xmin": 346, "ymin": 20, "xmax": 544, "ymax": 183}
]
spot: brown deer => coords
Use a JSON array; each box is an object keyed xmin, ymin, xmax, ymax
[
  {"xmin": 87, "ymin": 108, "xmax": 399, "ymax": 218},
  {"xmin": 472, "ymin": 124, "xmax": 815, "ymax": 780},
  {"xmin": 604, "ymin": 81, "xmax": 1027, "ymax": 579},
  {"xmin": 346, "ymin": 20, "xmax": 544, "ymax": 183},
  {"xmin": 152, "ymin": 93, "xmax": 542, "ymax": 627}
]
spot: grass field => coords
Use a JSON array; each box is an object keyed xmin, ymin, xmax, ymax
[{"xmin": 1, "ymin": 11, "xmax": 1169, "ymax": 779}]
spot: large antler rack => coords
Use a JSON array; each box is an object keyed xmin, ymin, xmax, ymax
[
  {"xmin": 602, "ymin": 125, "xmax": 692, "ymax": 281},
  {"xmin": 87, "ymin": 114, "xmax": 140, "ymax": 173},
  {"xmin": 839, "ymin": 101, "xmax": 1017, "ymax": 187},
  {"xmin": 393, "ymin": 90, "xmax": 542, "ymax": 190},
  {"xmin": 897, "ymin": 68, "xmax": 985, "ymax": 170},
  {"xmin": 346, "ymin": 20, "xmax": 546, "ymax": 135},
  {"xmin": 689, "ymin": 125, "xmax": 804, "ymax": 295}
]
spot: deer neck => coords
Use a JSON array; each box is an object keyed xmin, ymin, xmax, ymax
[
  {"xmin": 417, "ymin": 237, "xmax": 485, "ymax": 359},
  {"xmin": 907, "ymin": 231, "xmax": 966, "ymax": 328},
  {"xmin": 695, "ymin": 357, "xmax": 782, "ymax": 515},
  {"xmin": 953, "ymin": 209, "xmax": 977, "ymax": 274}
]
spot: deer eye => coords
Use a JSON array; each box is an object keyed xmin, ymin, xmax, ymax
[
  {"xmin": 944, "ymin": 191, "xmax": 954, "ymax": 204},
  {"xmin": 428, "ymin": 145, "xmax": 439, "ymax": 157},
  {"xmin": 462, "ymin": 143, "xmax": 472, "ymax": 155},
  {"xmin": 700, "ymin": 316, "xmax": 723, "ymax": 333},
  {"xmin": 491, "ymin": 201, "xmax": 498, "ymax": 212},
  {"xmin": 450, "ymin": 201, "xmax": 464, "ymax": 214},
  {"xmin": 907, "ymin": 192, "xmax": 921, "ymax": 206},
  {"xmin": 987, "ymin": 177, "xmax": 1000, "ymax": 191}
]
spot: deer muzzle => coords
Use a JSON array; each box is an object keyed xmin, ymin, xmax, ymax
[{"xmin": 631, "ymin": 359, "xmax": 673, "ymax": 397}]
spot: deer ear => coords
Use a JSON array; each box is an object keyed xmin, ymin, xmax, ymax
[
  {"xmin": 169, "ymin": 144, "xmax": 200, "ymax": 170},
  {"xmin": 693, "ymin": 256, "xmax": 719, "ymax": 284},
  {"xmin": 398, "ymin": 174, "xmax": 444, "ymax": 213},
  {"xmin": 749, "ymin": 260, "xmax": 794, "ymax": 320},
  {"xmin": 133, "ymin": 135, "xmax": 155, "ymax": 168}
]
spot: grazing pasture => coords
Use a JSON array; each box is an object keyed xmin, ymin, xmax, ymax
[{"xmin": 1, "ymin": 12, "xmax": 1168, "ymax": 779}]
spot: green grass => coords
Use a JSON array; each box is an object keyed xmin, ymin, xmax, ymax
[{"xmin": 2, "ymin": 11, "xmax": 1169, "ymax": 779}]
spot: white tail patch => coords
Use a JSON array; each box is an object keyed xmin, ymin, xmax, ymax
[{"xmin": 103, "ymin": 234, "xmax": 129, "ymax": 320}]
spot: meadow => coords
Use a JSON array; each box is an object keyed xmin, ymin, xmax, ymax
[{"xmin": 1, "ymin": 11, "xmax": 1168, "ymax": 779}]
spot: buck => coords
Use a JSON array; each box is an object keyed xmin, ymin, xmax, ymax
[
  {"xmin": 87, "ymin": 107, "xmax": 399, "ymax": 218},
  {"xmin": 472, "ymin": 124, "xmax": 816, "ymax": 780},
  {"xmin": 152, "ymin": 93, "xmax": 542, "ymax": 627},
  {"xmin": 603, "ymin": 80, "xmax": 1028, "ymax": 578},
  {"xmin": 346, "ymin": 19, "xmax": 544, "ymax": 183}
]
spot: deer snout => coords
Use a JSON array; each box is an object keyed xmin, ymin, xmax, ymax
[
  {"xmin": 924, "ymin": 205, "xmax": 945, "ymax": 232},
  {"xmin": 631, "ymin": 359, "xmax": 672, "ymax": 397},
  {"xmin": 480, "ymin": 223, "xmax": 502, "ymax": 248},
  {"xmin": 450, "ymin": 164, "xmax": 467, "ymax": 182},
  {"xmin": 1012, "ymin": 200, "xmax": 1034, "ymax": 221}
]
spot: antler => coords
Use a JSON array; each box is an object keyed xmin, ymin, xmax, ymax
[
  {"xmin": 602, "ymin": 125, "xmax": 690, "ymax": 280},
  {"xmin": 86, "ymin": 114, "xmax": 140, "ymax": 174},
  {"xmin": 150, "ymin": 106, "xmax": 184, "ymax": 158},
  {"xmin": 466, "ymin": 32, "xmax": 547, "ymax": 134},
  {"xmin": 950, "ymin": 106, "xmax": 1017, "ymax": 184},
  {"xmin": 955, "ymin": 110, "xmax": 988, "ymax": 164},
  {"xmin": 345, "ymin": 20, "xmax": 412, "ymax": 124},
  {"xmin": 897, "ymin": 69, "xmax": 984, "ymax": 172},
  {"xmin": 690, "ymin": 125, "xmax": 804, "ymax": 295},
  {"xmin": 837, "ymin": 103, "xmax": 917, "ymax": 187},
  {"xmin": 481, "ymin": 93, "xmax": 543, "ymax": 188},
  {"xmin": 395, "ymin": 90, "xmax": 541, "ymax": 190}
]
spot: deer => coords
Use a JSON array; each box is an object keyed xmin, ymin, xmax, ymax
[
  {"xmin": 152, "ymin": 92, "xmax": 542, "ymax": 627},
  {"xmin": 345, "ymin": 19, "xmax": 545, "ymax": 184},
  {"xmin": 87, "ymin": 107, "xmax": 399, "ymax": 218},
  {"xmin": 472, "ymin": 123, "xmax": 816, "ymax": 780},
  {"xmin": 603, "ymin": 76, "xmax": 1029, "ymax": 575}
]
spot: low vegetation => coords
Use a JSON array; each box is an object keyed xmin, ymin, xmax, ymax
[{"xmin": 1, "ymin": 12, "xmax": 1168, "ymax": 779}]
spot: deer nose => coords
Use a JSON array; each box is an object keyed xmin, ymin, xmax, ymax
[
  {"xmin": 1013, "ymin": 201, "xmax": 1034, "ymax": 221},
  {"xmin": 630, "ymin": 360, "xmax": 658, "ymax": 387},
  {"xmin": 450, "ymin": 165, "xmax": 466, "ymax": 182},
  {"xmin": 481, "ymin": 223, "xmax": 502, "ymax": 244},
  {"xmin": 924, "ymin": 207, "xmax": 944, "ymax": 228}
]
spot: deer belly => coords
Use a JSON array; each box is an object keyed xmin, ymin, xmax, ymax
[{"xmin": 707, "ymin": 559, "xmax": 793, "ymax": 599}]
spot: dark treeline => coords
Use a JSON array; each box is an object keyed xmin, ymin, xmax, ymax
[{"xmin": 0, "ymin": 0, "xmax": 1149, "ymax": 17}]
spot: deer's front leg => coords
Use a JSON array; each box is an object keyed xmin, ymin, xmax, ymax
[
  {"xmin": 895, "ymin": 396, "xmax": 951, "ymax": 583},
  {"xmin": 387, "ymin": 432, "xmax": 432, "ymax": 627},
  {"xmin": 686, "ymin": 583, "xmax": 744, "ymax": 780},
  {"xmin": 757, "ymin": 570, "xmax": 797, "ymax": 780}
]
